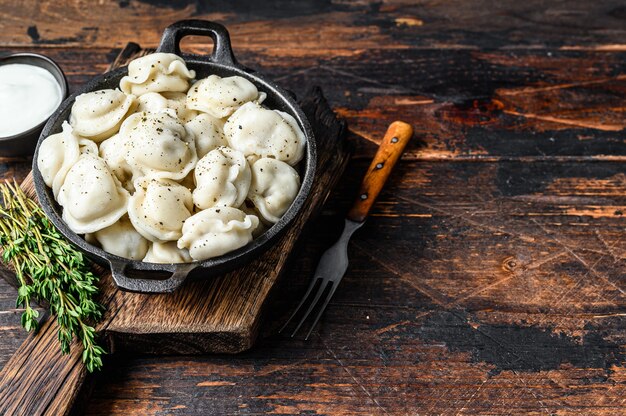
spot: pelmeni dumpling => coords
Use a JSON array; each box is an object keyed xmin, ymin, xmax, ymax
[
  {"xmin": 193, "ymin": 147, "xmax": 251, "ymax": 210},
  {"xmin": 57, "ymin": 154, "xmax": 130, "ymax": 234},
  {"xmin": 120, "ymin": 53, "xmax": 195, "ymax": 96},
  {"xmin": 240, "ymin": 201, "xmax": 268, "ymax": 238},
  {"xmin": 40, "ymin": 52, "xmax": 306, "ymax": 265},
  {"xmin": 185, "ymin": 113, "xmax": 227, "ymax": 158},
  {"xmin": 122, "ymin": 111, "xmax": 197, "ymax": 180},
  {"xmin": 177, "ymin": 207, "xmax": 259, "ymax": 261},
  {"xmin": 99, "ymin": 134, "xmax": 134, "ymax": 192},
  {"xmin": 128, "ymin": 176, "xmax": 193, "ymax": 242},
  {"xmin": 143, "ymin": 242, "xmax": 193, "ymax": 264},
  {"xmin": 69, "ymin": 89, "xmax": 136, "ymax": 141},
  {"xmin": 248, "ymin": 158, "xmax": 300, "ymax": 223},
  {"xmin": 90, "ymin": 216, "xmax": 149, "ymax": 260},
  {"xmin": 136, "ymin": 92, "xmax": 198, "ymax": 123},
  {"xmin": 224, "ymin": 102, "xmax": 305, "ymax": 166},
  {"xmin": 79, "ymin": 139, "xmax": 99, "ymax": 156},
  {"xmin": 37, "ymin": 121, "xmax": 81, "ymax": 198},
  {"xmin": 186, "ymin": 75, "xmax": 266, "ymax": 119}
]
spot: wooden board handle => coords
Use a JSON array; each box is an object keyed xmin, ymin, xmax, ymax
[
  {"xmin": 0, "ymin": 315, "xmax": 89, "ymax": 416},
  {"xmin": 347, "ymin": 121, "xmax": 413, "ymax": 222}
]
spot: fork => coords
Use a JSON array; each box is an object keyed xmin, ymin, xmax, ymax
[{"xmin": 280, "ymin": 121, "xmax": 414, "ymax": 339}]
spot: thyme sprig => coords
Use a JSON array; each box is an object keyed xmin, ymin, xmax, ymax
[{"xmin": 0, "ymin": 180, "xmax": 105, "ymax": 372}]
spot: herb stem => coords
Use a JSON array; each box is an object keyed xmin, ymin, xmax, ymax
[{"xmin": 0, "ymin": 180, "xmax": 105, "ymax": 372}]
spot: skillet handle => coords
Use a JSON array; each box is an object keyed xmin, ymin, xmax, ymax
[
  {"xmin": 157, "ymin": 19, "xmax": 237, "ymax": 67},
  {"xmin": 109, "ymin": 259, "xmax": 196, "ymax": 294}
]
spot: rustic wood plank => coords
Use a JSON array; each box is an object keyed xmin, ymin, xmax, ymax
[
  {"xmin": 0, "ymin": 2, "xmax": 624, "ymax": 415},
  {"xmin": 0, "ymin": 47, "xmax": 623, "ymax": 169},
  {"xmin": 0, "ymin": 0, "xmax": 624, "ymax": 50},
  {"xmin": 0, "ymin": 42, "xmax": 623, "ymax": 415},
  {"xmin": 0, "ymin": 279, "xmax": 43, "ymax": 370},
  {"xmin": 76, "ymin": 156, "xmax": 625, "ymax": 415}
]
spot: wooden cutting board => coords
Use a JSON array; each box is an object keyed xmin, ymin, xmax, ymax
[{"xmin": 0, "ymin": 43, "xmax": 351, "ymax": 416}]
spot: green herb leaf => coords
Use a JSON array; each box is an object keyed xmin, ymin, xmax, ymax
[{"xmin": 0, "ymin": 181, "xmax": 106, "ymax": 372}]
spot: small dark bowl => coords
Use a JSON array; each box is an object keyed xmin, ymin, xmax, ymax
[
  {"xmin": 0, "ymin": 53, "xmax": 68, "ymax": 156},
  {"xmin": 33, "ymin": 20, "xmax": 316, "ymax": 294}
]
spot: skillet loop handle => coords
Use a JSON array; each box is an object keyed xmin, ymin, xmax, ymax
[
  {"xmin": 109, "ymin": 259, "xmax": 196, "ymax": 294},
  {"xmin": 157, "ymin": 19, "xmax": 237, "ymax": 66}
]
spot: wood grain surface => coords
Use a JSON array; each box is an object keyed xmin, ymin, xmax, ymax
[{"xmin": 0, "ymin": 0, "xmax": 625, "ymax": 415}]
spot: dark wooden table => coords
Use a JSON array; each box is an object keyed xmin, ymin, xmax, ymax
[{"xmin": 1, "ymin": 1, "xmax": 625, "ymax": 414}]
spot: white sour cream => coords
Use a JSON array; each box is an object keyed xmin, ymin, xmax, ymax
[{"xmin": 0, "ymin": 63, "xmax": 62, "ymax": 137}]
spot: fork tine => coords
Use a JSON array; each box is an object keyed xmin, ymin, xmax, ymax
[
  {"xmin": 290, "ymin": 280, "xmax": 332, "ymax": 337},
  {"xmin": 279, "ymin": 276, "xmax": 322, "ymax": 333},
  {"xmin": 304, "ymin": 282, "xmax": 338, "ymax": 340}
]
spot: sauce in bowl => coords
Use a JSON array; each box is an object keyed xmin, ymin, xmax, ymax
[{"xmin": 0, "ymin": 63, "xmax": 63, "ymax": 138}]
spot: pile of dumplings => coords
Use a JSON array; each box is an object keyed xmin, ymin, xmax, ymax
[{"xmin": 37, "ymin": 53, "xmax": 305, "ymax": 263}]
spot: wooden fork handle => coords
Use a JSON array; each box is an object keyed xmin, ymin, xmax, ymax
[{"xmin": 347, "ymin": 121, "xmax": 413, "ymax": 223}]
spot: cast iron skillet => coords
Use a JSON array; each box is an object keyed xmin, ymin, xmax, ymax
[{"xmin": 32, "ymin": 20, "xmax": 316, "ymax": 294}]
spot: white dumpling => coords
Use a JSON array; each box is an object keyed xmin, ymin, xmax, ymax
[
  {"xmin": 90, "ymin": 216, "xmax": 149, "ymax": 260},
  {"xmin": 185, "ymin": 113, "xmax": 227, "ymax": 158},
  {"xmin": 69, "ymin": 89, "xmax": 136, "ymax": 141},
  {"xmin": 121, "ymin": 111, "xmax": 197, "ymax": 180},
  {"xmin": 136, "ymin": 92, "xmax": 198, "ymax": 123},
  {"xmin": 224, "ymin": 102, "xmax": 305, "ymax": 166},
  {"xmin": 128, "ymin": 176, "xmax": 193, "ymax": 242},
  {"xmin": 143, "ymin": 242, "xmax": 193, "ymax": 264},
  {"xmin": 177, "ymin": 207, "xmax": 259, "ymax": 261},
  {"xmin": 99, "ymin": 133, "xmax": 134, "ymax": 192},
  {"xmin": 79, "ymin": 138, "xmax": 99, "ymax": 156},
  {"xmin": 248, "ymin": 158, "xmax": 301, "ymax": 223},
  {"xmin": 119, "ymin": 53, "xmax": 195, "ymax": 96},
  {"xmin": 37, "ymin": 121, "xmax": 81, "ymax": 198},
  {"xmin": 186, "ymin": 75, "xmax": 266, "ymax": 119},
  {"xmin": 57, "ymin": 154, "xmax": 130, "ymax": 234},
  {"xmin": 240, "ymin": 201, "xmax": 268, "ymax": 238},
  {"xmin": 193, "ymin": 147, "xmax": 251, "ymax": 210}
]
